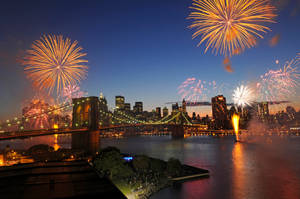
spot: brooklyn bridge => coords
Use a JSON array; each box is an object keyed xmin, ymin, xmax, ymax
[{"xmin": 0, "ymin": 96, "xmax": 240, "ymax": 140}]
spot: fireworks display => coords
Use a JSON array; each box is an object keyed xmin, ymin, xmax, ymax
[
  {"xmin": 256, "ymin": 57, "xmax": 300, "ymax": 102},
  {"xmin": 63, "ymin": 85, "xmax": 87, "ymax": 104},
  {"xmin": 22, "ymin": 99, "xmax": 51, "ymax": 129},
  {"xmin": 232, "ymin": 85, "xmax": 254, "ymax": 107},
  {"xmin": 22, "ymin": 35, "xmax": 88, "ymax": 95},
  {"xmin": 188, "ymin": 0, "xmax": 276, "ymax": 56},
  {"xmin": 178, "ymin": 78, "xmax": 224, "ymax": 103}
]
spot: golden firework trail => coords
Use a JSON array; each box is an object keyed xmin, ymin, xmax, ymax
[
  {"xmin": 22, "ymin": 35, "xmax": 88, "ymax": 95},
  {"xmin": 188, "ymin": 0, "xmax": 277, "ymax": 56}
]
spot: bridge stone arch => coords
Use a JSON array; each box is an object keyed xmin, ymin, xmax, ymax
[{"xmin": 72, "ymin": 97, "xmax": 99, "ymax": 130}]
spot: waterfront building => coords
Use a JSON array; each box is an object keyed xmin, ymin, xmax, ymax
[
  {"xmin": 192, "ymin": 112, "xmax": 196, "ymax": 120},
  {"xmin": 115, "ymin": 96, "xmax": 125, "ymax": 110},
  {"xmin": 99, "ymin": 93, "xmax": 110, "ymax": 126},
  {"xmin": 163, "ymin": 107, "xmax": 169, "ymax": 117},
  {"xmin": 286, "ymin": 106, "xmax": 296, "ymax": 120},
  {"xmin": 182, "ymin": 99, "xmax": 187, "ymax": 113},
  {"xmin": 133, "ymin": 102, "xmax": 143, "ymax": 113},
  {"xmin": 211, "ymin": 95, "xmax": 228, "ymax": 129},
  {"xmin": 156, "ymin": 107, "xmax": 161, "ymax": 118},
  {"xmin": 172, "ymin": 103, "xmax": 179, "ymax": 114},
  {"xmin": 257, "ymin": 102, "xmax": 269, "ymax": 122},
  {"xmin": 124, "ymin": 103, "xmax": 131, "ymax": 112}
]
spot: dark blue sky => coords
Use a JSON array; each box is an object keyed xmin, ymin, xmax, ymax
[{"xmin": 1, "ymin": 0, "xmax": 300, "ymax": 119}]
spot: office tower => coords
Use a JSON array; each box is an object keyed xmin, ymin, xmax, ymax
[
  {"xmin": 163, "ymin": 107, "xmax": 169, "ymax": 117},
  {"xmin": 115, "ymin": 96, "xmax": 125, "ymax": 110},
  {"xmin": 172, "ymin": 103, "xmax": 179, "ymax": 112},
  {"xmin": 133, "ymin": 102, "xmax": 143, "ymax": 113},
  {"xmin": 156, "ymin": 107, "xmax": 161, "ymax": 118},
  {"xmin": 124, "ymin": 103, "xmax": 131, "ymax": 112},
  {"xmin": 211, "ymin": 95, "xmax": 228, "ymax": 129},
  {"xmin": 99, "ymin": 93, "xmax": 109, "ymax": 126},
  {"xmin": 182, "ymin": 99, "xmax": 187, "ymax": 113}
]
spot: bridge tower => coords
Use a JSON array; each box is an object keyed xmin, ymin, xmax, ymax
[{"xmin": 72, "ymin": 97, "xmax": 100, "ymax": 130}]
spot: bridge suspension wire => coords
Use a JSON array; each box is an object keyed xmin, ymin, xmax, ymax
[
  {"xmin": 182, "ymin": 112, "xmax": 193, "ymax": 125},
  {"xmin": 99, "ymin": 109, "xmax": 139, "ymax": 124},
  {"xmin": 0, "ymin": 102, "xmax": 73, "ymax": 131}
]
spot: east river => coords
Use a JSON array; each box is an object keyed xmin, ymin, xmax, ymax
[{"xmin": 1, "ymin": 134, "xmax": 300, "ymax": 199}]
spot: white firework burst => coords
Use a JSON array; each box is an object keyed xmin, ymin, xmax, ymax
[{"xmin": 233, "ymin": 85, "xmax": 254, "ymax": 107}]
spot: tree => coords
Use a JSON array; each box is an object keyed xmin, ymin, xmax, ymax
[
  {"xmin": 94, "ymin": 147, "xmax": 133, "ymax": 179},
  {"xmin": 150, "ymin": 159, "xmax": 166, "ymax": 175},
  {"xmin": 132, "ymin": 155, "xmax": 150, "ymax": 172}
]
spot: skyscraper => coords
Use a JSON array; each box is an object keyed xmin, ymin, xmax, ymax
[
  {"xmin": 115, "ymin": 96, "xmax": 125, "ymax": 110},
  {"xmin": 257, "ymin": 102, "xmax": 269, "ymax": 122},
  {"xmin": 211, "ymin": 95, "xmax": 228, "ymax": 129},
  {"xmin": 172, "ymin": 103, "xmax": 179, "ymax": 112},
  {"xmin": 156, "ymin": 107, "xmax": 161, "ymax": 118},
  {"xmin": 99, "ymin": 93, "xmax": 109, "ymax": 126},
  {"xmin": 182, "ymin": 99, "xmax": 187, "ymax": 113},
  {"xmin": 124, "ymin": 103, "xmax": 131, "ymax": 112},
  {"xmin": 163, "ymin": 107, "xmax": 169, "ymax": 117},
  {"xmin": 133, "ymin": 102, "xmax": 143, "ymax": 113}
]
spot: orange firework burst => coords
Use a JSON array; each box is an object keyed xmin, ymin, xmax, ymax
[
  {"xmin": 22, "ymin": 35, "xmax": 88, "ymax": 95},
  {"xmin": 188, "ymin": 0, "xmax": 276, "ymax": 56}
]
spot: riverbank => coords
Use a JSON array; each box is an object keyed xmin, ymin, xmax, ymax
[{"xmin": 92, "ymin": 146, "xmax": 209, "ymax": 198}]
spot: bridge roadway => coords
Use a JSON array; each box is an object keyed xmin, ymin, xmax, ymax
[
  {"xmin": 0, "ymin": 124, "xmax": 234, "ymax": 140},
  {"xmin": 0, "ymin": 124, "xmax": 298, "ymax": 141}
]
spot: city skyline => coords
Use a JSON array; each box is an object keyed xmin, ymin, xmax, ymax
[{"xmin": 1, "ymin": 0, "xmax": 300, "ymax": 120}]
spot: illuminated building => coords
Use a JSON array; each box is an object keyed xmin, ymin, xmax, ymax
[
  {"xmin": 99, "ymin": 93, "xmax": 110, "ymax": 127},
  {"xmin": 72, "ymin": 96, "xmax": 100, "ymax": 130},
  {"xmin": 124, "ymin": 103, "xmax": 131, "ymax": 112},
  {"xmin": 156, "ymin": 107, "xmax": 161, "ymax": 118},
  {"xmin": 163, "ymin": 107, "xmax": 169, "ymax": 117},
  {"xmin": 115, "ymin": 96, "xmax": 125, "ymax": 110},
  {"xmin": 133, "ymin": 102, "xmax": 143, "ymax": 113},
  {"xmin": 257, "ymin": 102, "xmax": 269, "ymax": 122},
  {"xmin": 182, "ymin": 99, "xmax": 187, "ymax": 113},
  {"xmin": 286, "ymin": 106, "xmax": 296, "ymax": 120},
  {"xmin": 211, "ymin": 95, "xmax": 228, "ymax": 129},
  {"xmin": 172, "ymin": 103, "xmax": 179, "ymax": 113}
]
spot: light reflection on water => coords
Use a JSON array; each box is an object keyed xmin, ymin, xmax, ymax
[
  {"xmin": 100, "ymin": 136, "xmax": 300, "ymax": 199},
  {"xmin": 1, "ymin": 134, "xmax": 300, "ymax": 199}
]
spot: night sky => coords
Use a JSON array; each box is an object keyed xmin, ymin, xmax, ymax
[{"xmin": 1, "ymin": 0, "xmax": 300, "ymax": 120}]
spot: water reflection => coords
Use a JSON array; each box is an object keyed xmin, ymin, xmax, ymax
[
  {"xmin": 232, "ymin": 143, "xmax": 251, "ymax": 199},
  {"xmin": 71, "ymin": 131, "xmax": 100, "ymax": 154},
  {"xmin": 53, "ymin": 134, "xmax": 60, "ymax": 151},
  {"xmin": 0, "ymin": 131, "xmax": 100, "ymax": 166},
  {"xmin": 1, "ymin": 134, "xmax": 300, "ymax": 199}
]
